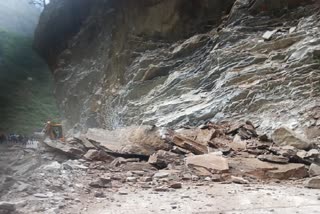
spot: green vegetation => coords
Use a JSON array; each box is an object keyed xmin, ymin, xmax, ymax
[{"xmin": 0, "ymin": 29, "xmax": 60, "ymax": 134}]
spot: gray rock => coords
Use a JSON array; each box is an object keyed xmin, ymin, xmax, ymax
[
  {"xmin": 204, "ymin": 177, "xmax": 212, "ymax": 181},
  {"xmin": 153, "ymin": 172, "xmax": 170, "ymax": 179},
  {"xmin": 126, "ymin": 177, "xmax": 137, "ymax": 182},
  {"xmin": 182, "ymin": 174, "xmax": 192, "ymax": 181},
  {"xmin": 257, "ymin": 154, "xmax": 289, "ymax": 164},
  {"xmin": 154, "ymin": 186, "xmax": 170, "ymax": 192},
  {"xmin": 211, "ymin": 174, "xmax": 222, "ymax": 182},
  {"xmin": 34, "ymin": 192, "xmax": 53, "ymax": 198},
  {"xmin": 0, "ymin": 202, "xmax": 16, "ymax": 212},
  {"xmin": 140, "ymin": 177, "xmax": 152, "ymax": 182},
  {"xmin": 94, "ymin": 191, "xmax": 106, "ymax": 198},
  {"xmin": 118, "ymin": 190, "xmax": 129, "ymax": 195},
  {"xmin": 191, "ymin": 175, "xmax": 199, "ymax": 181},
  {"xmin": 148, "ymin": 150, "xmax": 180, "ymax": 169},
  {"xmin": 309, "ymin": 163, "xmax": 320, "ymax": 177},
  {"xmin": 43, "ymin": 138, "xmax": 85, "ymax": 158},
  {"xmin": 262, "ymin": 29, "xmax": 278, "ymax": 40},
  {"xmin": 169, "ymin": 182, "xmax": 182, "ymax": 189},
  {"xmin": 89, "ymin": 177, "xmax": 112, "ymax": 188},
  {"xmin": 84, "ymin": 149, "xmax": 114, "ymax": 162},
  {"xmin": 306, "ymin": 149, "xmax": 320, "ymax": 158},
  {"xmin": 231, "ymin": 176, "xmax": 249, "ymax": 184},
  {"xmin": 131, "ymin": 171, "xmax": 145, "ymax": 176},
  {"xmin": 305, "ymin": 177, "xmax": 320, "ymax": 189}
]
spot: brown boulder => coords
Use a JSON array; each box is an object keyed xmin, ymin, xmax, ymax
[
  {"xmin": 272, "ymin": 127, "xmax": 312, "ymax": 150},
  {"xmin": 229, "ymin": 158, "xmax": 278, "ymax": 178},
  {"xmin": 172, "ymin": 135, "xmax": 208, "ymax": 155},
  {"xmin": 266, "ymin": 164, "xmax": 308, "ymax": 180}
]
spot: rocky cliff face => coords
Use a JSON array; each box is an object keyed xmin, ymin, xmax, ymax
[{"xmin": 34, "ymin": 0, "xmax": 320, "ymax": 140}]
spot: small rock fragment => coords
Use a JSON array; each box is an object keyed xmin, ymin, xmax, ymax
[
  {"xmin": 211, "ymin": 174, "xmax": 222, "ymax": 182},
  {"xmin": 118, "ymin": 189, "xmax": 129, "ymax": 195},
  {"xmin": 94, "ymin": 192, "xmax": 106, "ymax": 198},
  {"xmin": 126, "ymin": 177, "xmax": 137, "ymax": 182},
  {"xmin": 191, "ymin": 175, "xmax": 199, "ymax": 181},
  {"xmin": 89, "ymin": 178, "xmax": 112, "ymax": 188},
  {"xmin": 141, "ymin": 177, "xmax": 152, "ymax": 182},
  {"xmin": 153, "ymin": 172, "xmax": 170, "ymax": 179},
  {"xmin": 231, "ymin": 176, "xmax": 249, "ymax": 184},
  {"xmin": 34, "ymin": 193, "xmax": 53, "ymax": 198},
  {"xmin": 306, "ymin": 149, "xmax": 319, "ymax": 158},
  {"xmin": 204, "ymin": 177, "xmax": 212, "ymax": 181},
  {"xmin": 257, "ymin": 154, "xmax": 289, "ymax": 164},
  {"xmin": 262, "ymin": 29, "xmax": 278, "ymax": 40},
  {"xmin": 169, "ymin": 182, "xmax": 182, "ymax": 189},
  {"xmin": 154, "ymin": 186, "xmax": 169, "ymax": 192}
]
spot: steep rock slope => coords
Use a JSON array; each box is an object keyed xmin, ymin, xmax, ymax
[{"xmin": 34, "ymin": 0, "xmax": 320, "ymax": 140}]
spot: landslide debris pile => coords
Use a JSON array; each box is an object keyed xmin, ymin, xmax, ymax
[
  {"xmin": 1, "ymin": 119, "xmax": 320, "ymax": 213},
  {"xmin": 44, "ymin": 119, "xmax": 320, "ymax": 184}
]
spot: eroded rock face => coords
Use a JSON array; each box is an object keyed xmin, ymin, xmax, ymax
[{"xmin": 34, "ymin": 0, "xmax": 320, "ymax": 137}]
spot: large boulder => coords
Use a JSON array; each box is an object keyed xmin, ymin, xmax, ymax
[
  {"xmin": 304, "ymin": 177, "xmax": 320, "ymax": 189},
  {"xmin": 229, "ymin": 158, "xmax": 278, "ymax": 178},
  {"xmin": 272, "ymin": 127, "xmax": 312, "ymax": 150},
  {"xmin": 265, "ymin": 164, "xmax": 308, "ymax": 180},
  {"xmin": 185, "ymin": 153, "xmax": 229, "ymax": 174},
  {"xmin": 43, "ymin": 138, "xmax": 85, "ymax": 158},
  {"xmin": 309, "ymin": 163, "xmax": 320, "ymax": 177},
  {"xmin": 85, "ymin": 126, "xmax": 170, "ymax": 156}
]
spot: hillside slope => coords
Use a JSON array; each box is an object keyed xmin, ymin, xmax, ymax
[{"xmin": 0, "ymin": 29, "xmax": 59, "ymax": 134}]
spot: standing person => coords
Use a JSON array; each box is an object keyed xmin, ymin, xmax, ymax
[{"xmin": 0, "ymin": 133, "xmax": 5, "ymax": 144}]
